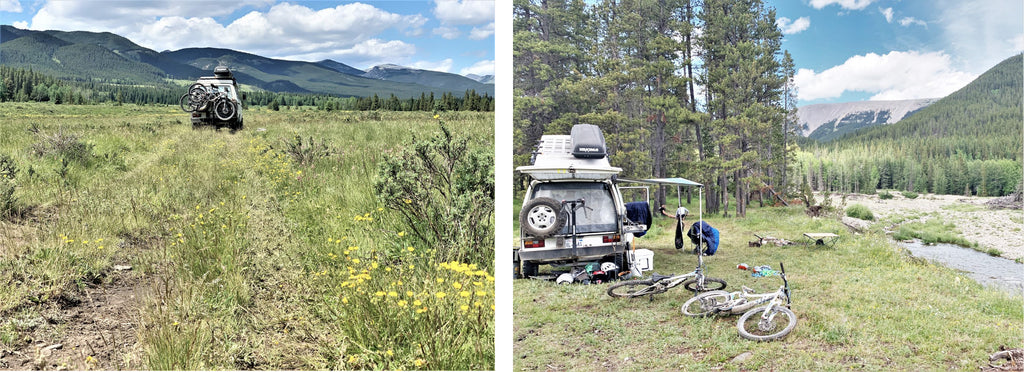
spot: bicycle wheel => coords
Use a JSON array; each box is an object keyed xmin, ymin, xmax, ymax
[
  {"xmin": 179, "ymin": 94, "xmax": 191, "ymax": 112},
  {"xmin": 682, "ymin": 277, "xmax": 727, "ymax": 293},
  {"xmin": 681, "ymin": 290, "xmax": 730, "ymax": 317},
  {"xmin": 214, "ymin": 98, "xmax": 236, "ymax": 121},
  {"xmin": 737, "ymin": 305, "xmax": 797, "ymax": 341},
  {"xmin": 606, "ymin": 279, "xmax": 655, "ymax": 298}
]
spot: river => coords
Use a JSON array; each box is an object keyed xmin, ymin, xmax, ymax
[{"xmin": 896, "ymin": 239, "xmax": 1024, "ymax": 296}]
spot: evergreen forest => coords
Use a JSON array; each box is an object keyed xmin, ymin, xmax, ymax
[
  {"xmin": 513, "ymin": 0, "xmax": 1022, "ymax": 217},
  {"xmin": 793, "ymin": 54, "xmax": 1022, "ymax": 197},
  {"xmin": 0, "ymin": 66, "xmax": 494, "ymax": 112}
]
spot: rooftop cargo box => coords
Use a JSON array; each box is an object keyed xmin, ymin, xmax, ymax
[{"xmin": 570, "ymin": 124, "xmax": 607, "ymax": 159}]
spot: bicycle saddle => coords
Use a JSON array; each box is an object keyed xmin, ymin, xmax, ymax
[
  {"xmin": 741, "ymin": 285, "xmax": 755, "ymax": 293},
  {"xmin": 650, "ymin": 273, "xmax": 673, "ymax": 282}
]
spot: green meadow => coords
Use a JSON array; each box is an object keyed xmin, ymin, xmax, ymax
[
  {"xmin": 0, "ymin": 102, "xmax": 494, "ymax": 370},
  {"xmin": 513, "ymin": 198, "xmax": 1022, "ymax": 371}
]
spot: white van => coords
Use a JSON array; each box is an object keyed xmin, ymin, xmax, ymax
[{"xmin": 515, "ymin": 124, "xmax": 646, "ymax": 278}]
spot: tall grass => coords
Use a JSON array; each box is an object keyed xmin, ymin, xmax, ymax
[{"xmin": 0, "ymin": 103, "xmax": 494, "ymax": 370}]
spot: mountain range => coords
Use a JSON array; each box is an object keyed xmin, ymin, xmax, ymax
[
  {"xmin": 796, "ymin": 98, "xmax": 938, "ymax": 141},
  {"xmin": 0, "ymin": 25, "xmax": 493, "ymax": 98}
]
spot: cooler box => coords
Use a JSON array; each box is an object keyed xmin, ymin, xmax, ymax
[{"xmin": 629, "ymin": 249, "xmax": 654, "ymax": 276}]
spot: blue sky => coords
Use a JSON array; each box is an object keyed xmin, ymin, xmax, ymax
[
  {"xmin": 770, "ymin": 0, "xmax": 1023, "ymax": 105},
  {"xmin": 0, "ymin": 0, "xmax": 495, "ymax": 76}
]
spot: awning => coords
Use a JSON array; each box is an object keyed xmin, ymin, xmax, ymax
[{"xmin": 616, "ymin": 177, "xmax": 703, "ymax": 187}]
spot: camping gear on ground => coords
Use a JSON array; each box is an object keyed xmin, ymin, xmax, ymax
[
  {"xmin": 803, "ymin": 232, "xmax": 840, "ymax": 248},
  {"xmin": 624, "ymin": 201, "xmax": 652, "ymax": 237},
  {"xmin": 751, "ymin": 265, "xmax": 779, "ymax": 277},
  {"xmin": 601, "ymin": 262, "xmax": 620, "ymax": 279},
  {"xmin": 687, "ymin": 221, "xmax": 720, "ymax": 255},
  {"xmin": 628, "ymin": 248, "xmax": 654, "ymax": 275},
  {"xmin": 737, "ymin": 263, "xmax": 749, "ymax": 270}
]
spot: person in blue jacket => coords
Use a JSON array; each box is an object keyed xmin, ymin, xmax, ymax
[{"xmin": 659, "ymin": 205, "xmax": 720, "ymax": 255}]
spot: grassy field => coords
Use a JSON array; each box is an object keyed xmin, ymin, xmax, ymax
[
  {"xmin": 0, "ymin": 102, "xmax": 494, "ymax": 370},
  {"xmin": 513, "ymin": 198, "xmax": 1023, "ymax": 371}
]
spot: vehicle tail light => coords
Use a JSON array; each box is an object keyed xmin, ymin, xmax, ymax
[
  {"xmin": 523, "ymin": 239, "xmax": 545, "ymax": 248},
  {"xmin": 602, "ymin": 235, "xmax": 621, "ymax": 243}
]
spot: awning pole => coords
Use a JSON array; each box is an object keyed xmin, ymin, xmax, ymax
[{"xmin": 677, "ymin": 185, "xmax": 681, "ymax": 208}]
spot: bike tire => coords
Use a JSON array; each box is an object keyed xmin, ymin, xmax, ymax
[
  {"xmin": 179, "ymin": 94, "xmax": 191, "ymax": 112},
  {"xmin": 606, "ymin": 279, "xmax": 655, "ymax": 298},
  {"xmin": 681, "ymin": 290, "xmax": 730, "ymax": 317},
  {"xmin": 214, "ymin": 98, "xmax": 236, "ymax": 121},
  {"xmin": 682, "ymin": 277, "xmax": 727, "ymax": 293},
  {"xmin": 737, "ymin": 305, "xmax": 797, "ymax": 341}
]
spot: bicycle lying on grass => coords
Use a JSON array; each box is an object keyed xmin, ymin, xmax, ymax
[
  {"xmin": 606, "ymin": 246, "xmax": 726, "ymax": 298},
  {"xmin": 681, "ymin": 262, "xmax": 795, "ymax": 341}
]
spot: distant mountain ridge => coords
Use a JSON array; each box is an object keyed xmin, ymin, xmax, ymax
[
  {"xmin": 0, "ymin": 25, "xmax": 493, "ymax": 98},
  {"xmin": 829, "ymin": 54, "xmax": 1022, "ymax": 146},
  {"xmin": 362, "ymin": 64, "xmax": 491, "ymax": 94},
  {"xmin": 796, "ymin": 98, "xmax": 938, "ymax": 141}
]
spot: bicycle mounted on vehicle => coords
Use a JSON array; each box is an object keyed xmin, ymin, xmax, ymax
[{"xmin": 179, "ymin": 66, "xmax": 244, "ymax": 130}]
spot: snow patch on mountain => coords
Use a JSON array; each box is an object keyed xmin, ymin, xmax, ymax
[{"xmin": 797, "ymin": 98, "xmax": 939, "ymax": 137}]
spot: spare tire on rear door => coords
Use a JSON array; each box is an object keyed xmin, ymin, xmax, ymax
[{"xmin": 519, "ymin": 197, "xmax": 566, "ymax": 238}]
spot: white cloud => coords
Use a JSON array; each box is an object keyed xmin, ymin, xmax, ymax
[
  {"xmin": 0, "ymin": 0, "xmax": 22, "ymax": 13},
  {"xmin": 898, "ymin": 17, "xmax": 927, "ymax": 27},
  {"xmin": 26, "ymin": 1, "xmax": 427, "ymax": 66},
  {"xmin": 433, "ymin": 26, "xmax": 461, "ymax": 39},
  {"xmin": 12, "ymin": 20, "xmax": 27, "ymax": 28},
  {"xmin": 809, "ymin": 0, "xmax": 874, "ymax": 10},
  {"xmin": 794, "ymin": 50, "xmax": 977, "ymax": 101},
  {"xmin": 1011, "ymin": 34, "xmax": 1024, "ymax": 51},
  {"xmin": 777, "ymin": 17, "xmax": 810, "ymax": 35},
  {"xmin": 459, "ymin": 59, "xmax": 493, "ymax": 76},
  {"xmin": 433, "ymin": 0, "xmax": 494, "ymax": 26},
  {"xmin": 410, "ymin": 58, "xmax": 453, "ymax": 72},
  {"xmin": 937, "ymin": 0, "xmax": 1024, "ymax": 74},
  {"xmin": 880, "ymin": 7, "xmax": 893, "ymax": 22},
  {"xmin": 468, "ymin": 22, "xmax": 494, "ymax": 40}
]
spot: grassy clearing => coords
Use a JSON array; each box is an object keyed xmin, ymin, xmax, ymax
[
  {"xmin": 940, "ymin": 203, "xmax": 988, "ymax": 213},
  {"xmin": 891, "ymin": 219, "xmax": 979, "ymax": 248},
  {"xmin": 513, "ymin": 202, "xmax": 1022, "ymax": 371},
  {"xmin": 0, "ymin": 102, "xmax": 494, "ymax": 370}
]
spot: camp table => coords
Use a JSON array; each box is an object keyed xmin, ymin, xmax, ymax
[{"xmin": 803, "ymin": 232, "xmax": 839, "ymax": 248}]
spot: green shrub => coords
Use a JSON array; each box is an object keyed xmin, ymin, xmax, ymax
[
  {"xmin": 903, "ymin": 191, "xmax": 919, "ymax": 199},
  {"xmin": 878, "ymin": 190, "xmax": 894, "ymax": 200},
  {"xmin": 279, "ymin": 135, "xmax": 332, "ymax": 167},
  {"xmin": 845, "ymin": 203, "xmax": 875, "ymax": 221},
  {"xmin": 0, "ymin": 155, "xmax": 17, "ymax": 218},
  {"xmin": 375, "ymin": 122, "xmax": 494, "ymax": 269},
  {"xmin": 30, "ymin": 128, "xmax": 94, "ymax": 163}
]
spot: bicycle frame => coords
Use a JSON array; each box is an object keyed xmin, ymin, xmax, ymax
[{"xmin": 713, "ymin": 263, "xmax": 790, "ymax": 315}]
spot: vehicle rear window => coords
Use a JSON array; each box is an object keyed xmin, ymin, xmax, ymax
[{"xmin": 531, "ymin": 182, "xmax": 617, "ymax": 234}]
